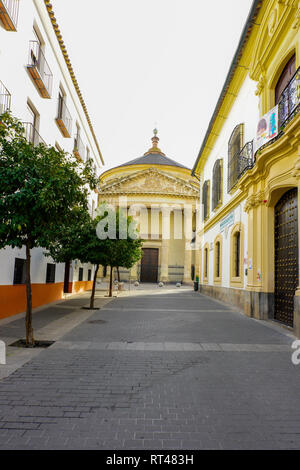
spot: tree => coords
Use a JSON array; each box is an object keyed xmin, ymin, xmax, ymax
[
  {"xmin": 96, "ymin": 204, "xmax": 143, "ymax": 297},
  {"xmin": 0, "ymin": 112, "xmax": 97, "ymax": 346},
  {"xmin": 48, "ymin": 213, "xmax": 109, "ymax": 309}
]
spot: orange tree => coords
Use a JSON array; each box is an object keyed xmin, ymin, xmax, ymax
[{"xmin": 0, "ymin": 112, "xmax": 96, "ymax": 345}]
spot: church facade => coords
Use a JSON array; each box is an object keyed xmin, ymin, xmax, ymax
[{"xmin": 98, "ymin": 132, "xmax": 199, "ymax": 284}]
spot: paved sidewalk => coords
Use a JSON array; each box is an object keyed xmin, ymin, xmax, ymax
[{"xmin": 0, "ymin": 287, "xmax": 299, "ymax": 450}]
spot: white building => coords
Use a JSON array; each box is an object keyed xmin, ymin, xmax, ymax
[
  {"xmin": 192, "ymin": 0, "xmax": 300, "ymax": 337},
  {"xmin": 0, "ymin": 0, "xmax": 104, "ymax": 319}
]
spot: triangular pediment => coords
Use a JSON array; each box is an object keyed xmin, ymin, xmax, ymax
[{"xmin": 100, "ymin": 168, "xmax": 199, "ymax": 197}]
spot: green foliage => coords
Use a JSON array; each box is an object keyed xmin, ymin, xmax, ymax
[
  {"xmin": 95, "ymin": 203, "xmax": 143, "ymax": 270},
  {"xmin": 0, "ymin": 111, "xmax": 96, "ymax": 251}
]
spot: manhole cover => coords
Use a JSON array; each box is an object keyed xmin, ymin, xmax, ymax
[{"xmin": 88, "ymin": 320, "xmax": 106, "ymax": 324}]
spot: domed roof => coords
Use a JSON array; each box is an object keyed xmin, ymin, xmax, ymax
[{"xmin": 115, "ymin": 130, "xmax": 190, "ymax": 170}]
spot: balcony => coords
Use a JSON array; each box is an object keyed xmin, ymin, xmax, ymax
[
  {"xmin": 55, "ymin": 98, "xmax": 72, "ymax": 138},
  {"xmin": 0, "ymin": 80, "xmax": 11, "ymax": 114},
  {"xmin": 22, "ymin": 122, "xmax": 46, "ymax": 146},
  {"xmin": 74, "ymin": 134, "xmax": 85, "ymax": 161},
  {"xmin": 27, "ymin": 41, "xmax": 53, "ymax": 99},
  {"xmin": 278, "ymin": 67, "xmax": 300, "ymax": 130},
  {"xmin": 0, "ymin": 0, "xmax": 19, "ymax": 31},
  {"xmin": 228, "ymin": 141, "xmax": 254, "ymax": 192}
]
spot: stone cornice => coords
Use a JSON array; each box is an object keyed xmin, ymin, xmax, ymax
[{"xmin": 100, "ymin": 167, "xmax": 199, "ymax": 197}]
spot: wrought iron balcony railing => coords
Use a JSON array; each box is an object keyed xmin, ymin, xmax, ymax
[
  {"xmin": 22, "ymin": 122, "xmax": 46, "ymax": 146},
  {"xmin": 278, "ymin": 67, "xmax": 300, "ymax": 129},
  {"xmin": 56, "ymin": 97, "xmax": 72, "ymax": 138},
  {"xmin": 27, "ymin": 41, "xmax": 53, "ymax": 99},
  {"xmin": 227, "ymin": 140, "xmax": 254, "ymax": 192},
  {"xmin": 74, "ymin": 134, "xmax": 85, "ymax": 161},
  {"xmin": 0, "ymin": 0, "xmax": 19, "ymax": 31},
  {"xmin": 0, "ymin": 80, "xmax": 11, "ymax": 115}
]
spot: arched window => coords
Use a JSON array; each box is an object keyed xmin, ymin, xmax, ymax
[
  {"xmin": 212, "ymin": 159, "xmax": 223, "ymax": 211},
  {"xmin": 213, "ymin": 235, "xmax": 222, "ymax": 285},
  {"xmin": 203, "ymin": 245, "xmax": 209, "ymax": 282},
  {"xmin": 275, "ymin": 54, "xmax": 296, "ymax": 104},
  {"xmin": 275, "ymin": 54, "xmax": 298, "ymax": 128},
  {"xmin": 227, "ymin": 124, "xmax": 244, "ymax": 192},
  {"xmin": 230, "ymin": 223, "xmax": 244, "ymax": 287},
  {"xmin": 234, "ymin": 231, "xmax": 240, "ymax": 277},
  {"xmin": 202, "ymin": 180, "xmax": 210, "ymax": 221}
]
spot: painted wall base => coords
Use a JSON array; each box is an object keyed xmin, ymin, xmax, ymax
[
  {"xmin": 199, "ymin": 284, "xmax": 274, "ymax": 321},
  {"xmin": 0, "ymin": 281, "xmax": 93, "ymax": 320}
]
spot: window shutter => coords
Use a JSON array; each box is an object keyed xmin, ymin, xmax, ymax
[
  {"xmin": 228, "ymin": 124, "xmax": 244, "ymax": 192},
  {"xmin": 202, "ymin": 181, "xmax": 209, "ymax": 220},
  {"xmin": 212, "ymin": 160, "xmax": 222, "ymax": 210}
]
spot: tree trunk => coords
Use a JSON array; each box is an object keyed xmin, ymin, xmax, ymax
[
  {"xmin": 117, "ymin": 266, "xmax": 120, "ymax": 283},
  {"xmin": 90, "ymin": 264, "xmax": 99, "ymax": 309},
  {"xmin": 109, "ymin": 265, "xmax": 113, "ymax": 297},
  {"xmin": 25, "ymin": 243, "xmax": 34, "ymax": 346}
]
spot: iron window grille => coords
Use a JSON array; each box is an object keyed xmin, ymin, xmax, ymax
[
  {"xmin": 22, "ymin": 122, "xmax": 45, "ymax": 146},
  {"xmin": 278, "ymin": 66, "xmax": 300, "ymax": 130},
  {"xmin": 74, "ymin": 132, "xmax": 85, "ymax": 161},
  {"xmin": 27, "ymin": 41, "xmax": 53, "ymax": 98},
  {"xmin": 0, "ymin": 80, "xmax": 11, "ymax": 114},
  {"xmin": 212, "ymin": 159, "xmax": 222, "ymax": 211},
  {"xmin": 78, "ymin": 267, "xmax": 84, "ymax": 282},
  {"xmin": 215, "ymin": 242, "xmax": 220, "ymax": 278},
  {"xmin": 0, "ymin": 0, "xmax": 19, "ymax": 31},
  {"xmin": 88, "ymin": 269, "xmax": 92, "ymax": 281},
  {"xmin": 202, "ymin": 180, "xmax": 210, "ymax": 221},
  {"xmin": 56, "ymin": 95, "xmax": 72, "ymax": 137},
  {"xmin": 227, "ymin": 124, "xmax": 244, "ymax": 192},
  {"xmin": 234, "ymin": 232, "xmax": 240, "ymax": 277}
]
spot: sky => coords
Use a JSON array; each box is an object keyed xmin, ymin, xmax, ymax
[{"xmin": 52, "ymin": 0, "xmax": 254, "ymax": 171}]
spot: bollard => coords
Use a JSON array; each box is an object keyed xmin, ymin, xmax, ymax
[{"xmin": 0, "ymin": 341, "xmax": 6, "ymax": 365}]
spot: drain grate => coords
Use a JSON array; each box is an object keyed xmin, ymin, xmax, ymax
[{"xmin": 9, "ymin": 339, "xmax": 55, "ymax": 349}]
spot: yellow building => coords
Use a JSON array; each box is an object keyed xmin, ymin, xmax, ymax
[
  {"xmin": 193, "ymin": 0, "xmax": 300, "ymax": 337},
  {"xmin": 98, "ymin": 131, "xmax": 199, "ymax": 284}
]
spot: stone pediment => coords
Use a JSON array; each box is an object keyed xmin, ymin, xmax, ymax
[{"xmin": 100, "ymin": 168, "xmax": 199, "ymax": 198}]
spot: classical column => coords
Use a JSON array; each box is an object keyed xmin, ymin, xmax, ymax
[
  {"xmin": 183, "ymin": 205, "xmax": 193, "ymax": 284},
  {"xmin": 160, "ymin": 239, "xmax": 169, "ymax": 282},
  {"xmin": 130, "ymin": 262, "xmax": 138, "ymax": 282},
  {"xmin": 160, "ymin": 206, "xmax": 170, "ymax": 282}
]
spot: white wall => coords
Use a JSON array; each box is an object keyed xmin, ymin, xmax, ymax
[
  {"xmin": 0, "ymin": 0, "xmax": 102, "ymax": 286},
  {"xmin": 200, "ymin": 75, "xmax": 257, "ymax": 289}
]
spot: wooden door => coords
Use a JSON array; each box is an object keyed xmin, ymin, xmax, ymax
[
  {"xmin": 274, "ymin": 188, "xmax": 298, "ymax": 326},
  {"xmin": 140, "ymin": 248, "xmax": 159, "ymax": 283}
]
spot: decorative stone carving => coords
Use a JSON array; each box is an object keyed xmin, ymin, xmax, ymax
[
  {"xmin": 244, "ymin": 191, "xmax": 266, "ymax": 213},
  {"xmin": 292, "ymin": 2, "xmax": 300, "ymax": 29},
  {"xmin": 268, "ymin": 9, "xmax": 278, "ymax": 35},
  {"xmin": 255, "ymin": 73, "xmax": 266, "ymax": 96},
  {"xmin": 100, "ymin": 168, "xmax": 199, "ymax": 197},
  {"xmin": 292, "ymin": 157, "xmax": 300, "ymax": 179}
]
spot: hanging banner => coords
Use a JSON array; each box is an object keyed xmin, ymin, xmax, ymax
[{"xmin": 254, "ymin": 105, "xmax": 278, "ymax": 153}]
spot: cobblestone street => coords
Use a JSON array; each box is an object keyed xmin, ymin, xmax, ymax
[{"xmin": 0, "ymin": 288, "xmax": 299, "ymax": 450}]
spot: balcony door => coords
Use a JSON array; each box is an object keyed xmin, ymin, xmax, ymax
[{"xmin": 275, "ymin": 54, "xmax": 296, "ymax": 104}]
